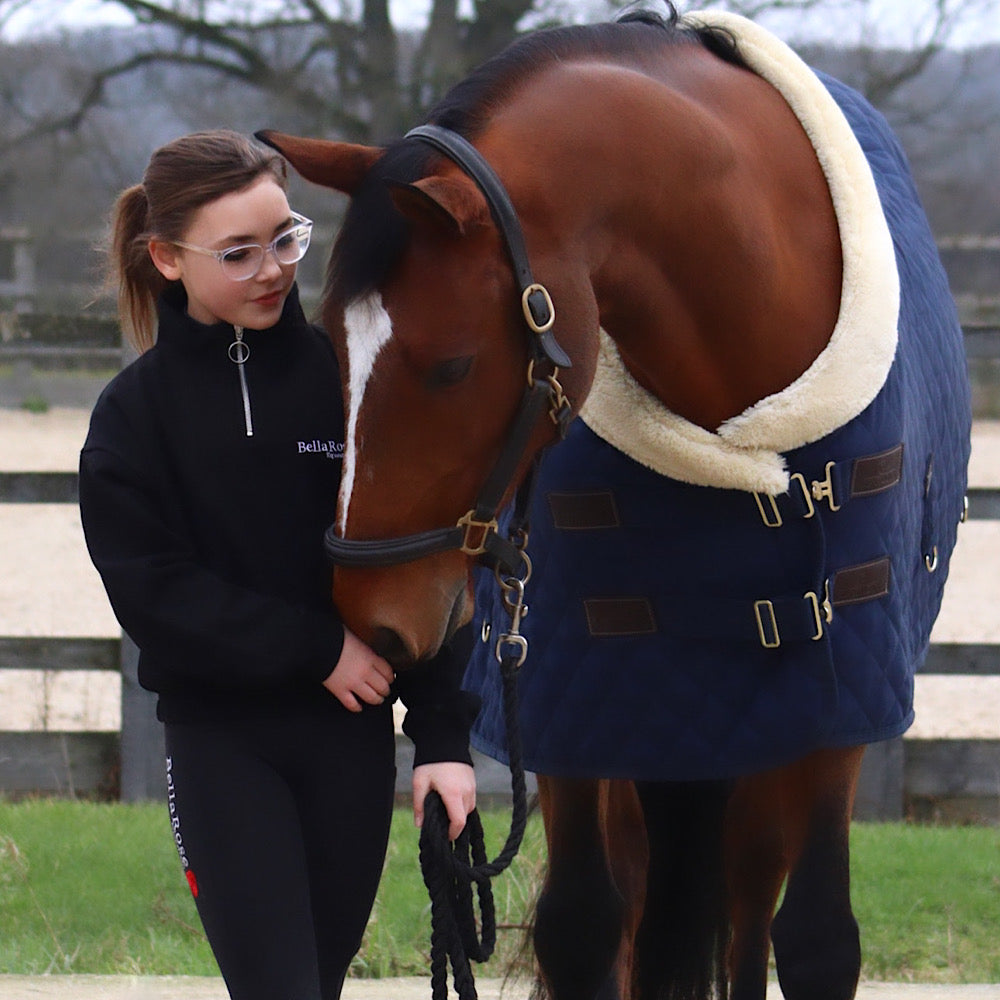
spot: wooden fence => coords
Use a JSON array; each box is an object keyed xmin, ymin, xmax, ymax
[
  {"xmin": 1, "ymin": 320, "xmax": 999, "ymax": 820},
  {"xmin": 0, "ymin": 227, "xmax": 34, "ymax": 313},
  {"xmin": 2, "ymin": 634, "xmax": 998, "ymax": 819}
]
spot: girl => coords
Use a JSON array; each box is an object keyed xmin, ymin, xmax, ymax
[{"xmin": 79, "ymin": 130, "xmax": 478, "ymax": 1000}]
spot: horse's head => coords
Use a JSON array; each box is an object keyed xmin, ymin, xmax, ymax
[{"xmin": 259, "ymin": 129, "xmax": 598, "ymax": 667}]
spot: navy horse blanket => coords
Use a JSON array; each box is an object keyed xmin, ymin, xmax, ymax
[{"xmin": 463, "ymin": 13, "xmax": 972, "ymax": 781}]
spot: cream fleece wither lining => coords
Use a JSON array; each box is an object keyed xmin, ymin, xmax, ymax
[{"xmin": 578, "ymin": 11, "xmax": 900, "ymax": 495}]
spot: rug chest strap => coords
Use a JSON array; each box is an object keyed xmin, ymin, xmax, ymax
[
  {"xmin": 580, "ymin": 556, "xmax": 891, "ymax": 648},
  {"xmin": 755, "ymin": 443, "xmax": 904, "ymax": 527}
]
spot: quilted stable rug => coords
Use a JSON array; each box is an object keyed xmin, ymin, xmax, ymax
[{"xmin": 463, "ymin": 13, "xmax": 972, "ymax": 780}]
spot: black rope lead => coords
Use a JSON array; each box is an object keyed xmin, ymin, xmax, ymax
[{"xmin": 419, "ymin": 652, "xmax": 529, "ymax": 1000}]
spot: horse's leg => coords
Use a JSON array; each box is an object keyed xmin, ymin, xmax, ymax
[
  {"xmin": 724, "ymin": 771, "xmax": 791, "ymax": 1000},
  {"xmin": 769, "ymin": 746, "xmax": 866, "ymax": 1000},
  {"xmin": 632, "ymin": 780, "xmax": 731, "ymax": 1000},
  {"xmin": 598, "ymin": 779, "xmax": 650, "ymax": 999},
  {"xmin": 534, "ymin": 776, "xmax": 645, "ymax": 1000}
]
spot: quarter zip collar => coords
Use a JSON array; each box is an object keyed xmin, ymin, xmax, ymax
[
  {"xmin": 229, "ymin": 325, "xmax": 254, "ymax": 437},
  {"xmin": 155, "ymin": 283, "xmax": 306, "ymax": 356},
  {"xmin": 154, "ymin": 284, "xmax": 310, "ymax": 440}
]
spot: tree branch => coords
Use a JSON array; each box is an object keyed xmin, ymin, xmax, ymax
[{"xmin": 0, "ymin": 45, "xmax": 365, "ymax": 157}]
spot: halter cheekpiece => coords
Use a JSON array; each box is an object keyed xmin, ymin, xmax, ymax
[{"xmin": 323, "ymin": 124, "xmax": 574, "ymax": 574}]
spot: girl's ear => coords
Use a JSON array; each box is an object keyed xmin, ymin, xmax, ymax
[{"xmin": 148, "ymin": 239, "xmax": 182, "ymax": 281}]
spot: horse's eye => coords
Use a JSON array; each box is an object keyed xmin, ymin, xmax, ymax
[{"xmin": 429, "ymin": 355, "xmax": 474, "ymax": 389}]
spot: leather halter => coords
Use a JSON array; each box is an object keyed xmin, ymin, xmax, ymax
[{"xmin": 323, "ymin": 124, "xmax": 573, "ymax": 573}]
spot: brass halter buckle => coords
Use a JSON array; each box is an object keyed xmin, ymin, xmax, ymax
[
  {"xmin": 521, "ymin": 282, "xmax": 556, "ymax": 334},
  {"xmin": 456, "ymin": 510, "xmax": 499, "ymax": 556}
]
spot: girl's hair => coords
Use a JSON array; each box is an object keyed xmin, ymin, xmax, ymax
[{"xmin": 108, "ymin": 130, "xmax": 287, "ymax": 352}]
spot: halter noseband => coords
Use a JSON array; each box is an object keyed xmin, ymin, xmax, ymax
[{"xmin": 323, "ymin": 124, "xmax": 573, "ymax": 573}]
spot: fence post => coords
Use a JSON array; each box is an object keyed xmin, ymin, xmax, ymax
[
  {"xmin": 0, "ymin": 227, "xmax": 36, "ymax": 312},
  {"xmin": 119, "ymin": 631, "xmax": 165, "ymax": 801},
  {"xmin": 853, "ymin": 736, "xmax": 904, "ymax": 821},
  {"xmin": 113, "ymin": 333, "xmax": 166, "ymax": 802},
  {"xmin": 12, "ymin": 238, "xmax": 35, "ymax": 313}
]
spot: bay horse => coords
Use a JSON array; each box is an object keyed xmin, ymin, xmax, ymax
[{"xmin": 259, "ymin": 6, "xmax": 970, "ymax": 999}]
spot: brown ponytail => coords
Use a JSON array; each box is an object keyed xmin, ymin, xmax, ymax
[{"xmin": 105, "ymin": 130, "xmax": 287, "ymax": 353}]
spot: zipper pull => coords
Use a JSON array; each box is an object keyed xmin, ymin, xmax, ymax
[{"xmin": 228, "ymin": 326, "xmax": 254, "ymax": 437}]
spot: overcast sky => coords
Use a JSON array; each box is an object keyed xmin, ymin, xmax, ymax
[{"xmin": 3, "ymin": 0, "xmax": 999, "ymax": 47}]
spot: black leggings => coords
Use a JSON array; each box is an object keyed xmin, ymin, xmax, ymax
[{"xmin": 164, "ymin": 700, "xmax": 396, "ymax": 1000}]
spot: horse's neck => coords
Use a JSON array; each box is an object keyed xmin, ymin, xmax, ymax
[{"xmin": 503, "ymin": 51, "xmax": 844, "ymax": 432}]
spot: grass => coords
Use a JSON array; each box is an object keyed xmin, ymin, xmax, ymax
[
  {"xmin": 0, "ymin": 798, "xmax": 543, "ymax": 979},
  {"xmin": 0, "ymin": 798, "xmax": 998, "ymax": 982},
  {"xmin": 850, "ymin": 823, "xmax": 1000, "ymax": 982},
  {"xmin": 0, "ymin": 798, "xmax": 216, "ymax": 974}
]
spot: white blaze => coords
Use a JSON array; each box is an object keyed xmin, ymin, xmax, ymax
[{"xmin": 340, "ymin": 292, "xmax": 393, "ymax": 534}]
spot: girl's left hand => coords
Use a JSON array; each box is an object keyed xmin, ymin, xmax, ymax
[
  {"xmin": 323, "ymin": 628, "xmax": 394, "ymax": 713},
  {"xmin": 412, "ymin": 762, "xmax": 477, "ymax": 841}
]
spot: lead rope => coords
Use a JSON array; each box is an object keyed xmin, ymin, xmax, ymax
[{"xmin": 418, "ymin": 534, "xmax": 532, "ymax": 1000}]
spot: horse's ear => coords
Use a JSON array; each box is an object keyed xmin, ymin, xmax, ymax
[
  {"xmin": 255, "ymin": 130, "xmax": 383, "ymax": 196},
  {"xmin": 387, "ymin": 176, "xmax": 491, "ymax": 237}
]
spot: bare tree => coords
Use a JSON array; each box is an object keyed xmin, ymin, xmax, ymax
[
  {"xmin": 695, "ymin": 0, "xmax": 997, "ymax": 107},
  {"xmin": 0, "ymin": 0, "xmax": 995, "ymax": 239},
  {"xmin": 0, "ymin": 0, "xmax": 543, "ymax": 153},
  {"xmin": 1, "ymin": 0, "xmax": 994, "ymax": 155},
  {"xmin": 409, "ymin": 0, "xmax": 535, "ymax": 113}
]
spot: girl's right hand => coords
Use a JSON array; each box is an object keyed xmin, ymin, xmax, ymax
[{"xmin": 323, "ymin": 628, "xmax": 395, "ymax": 712}]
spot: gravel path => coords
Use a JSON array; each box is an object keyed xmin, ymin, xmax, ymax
[{"xmin": 0, "ymin": 977, "xmax": 999, "ymax": 1000}]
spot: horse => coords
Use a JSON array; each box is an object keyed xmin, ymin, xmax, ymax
[{"xmin": 258, "ymin": 6, "xmax": 971, "ymax": 999}]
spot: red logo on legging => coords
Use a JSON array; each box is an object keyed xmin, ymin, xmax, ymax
[{"xmin": 185, "ymin": 869, "xmax": 199, "ymax": 898}]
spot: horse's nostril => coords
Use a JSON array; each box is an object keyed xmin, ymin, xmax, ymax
[{"xmin": 370, "ymin": 626, "xmax": 415, "ymax": 669}]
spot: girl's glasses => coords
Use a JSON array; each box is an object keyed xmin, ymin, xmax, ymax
[{"xmin": 172, "ymin": 212, "xmax": 313, "ymax": 281}]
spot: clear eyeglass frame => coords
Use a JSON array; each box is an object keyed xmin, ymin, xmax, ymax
[{"xmin": 172, "ymin": 211, "xmax": 313, "ymax": 281}]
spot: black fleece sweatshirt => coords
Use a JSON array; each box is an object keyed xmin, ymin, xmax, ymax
[{"xmin": 79, "ymin": 284, "xmax": 478, "ymax": 765}]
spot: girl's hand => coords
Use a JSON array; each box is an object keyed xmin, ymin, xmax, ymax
[
  {"xmin": 323, "ymin": 628, "xmax": 395, "ymax": 712},
  {"xmin": 412, "ymin": 762, "xmax": 477, "ymax": 841}
]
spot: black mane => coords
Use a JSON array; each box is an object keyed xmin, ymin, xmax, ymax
[{"xmin": 327, "ymin": 3, "xmax": 745, "ymax": 306}]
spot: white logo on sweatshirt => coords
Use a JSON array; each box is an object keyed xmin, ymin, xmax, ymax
[{"xmin": 297, "ymin": 439, "xmax": 344, "ymax": 460}]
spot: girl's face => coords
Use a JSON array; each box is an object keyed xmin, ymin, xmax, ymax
[{"xmin": 150, "ymin": 176, "xmax": 298, "ymax": 330}]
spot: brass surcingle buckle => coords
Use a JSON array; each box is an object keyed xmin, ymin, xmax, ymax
[
  {"xmin": 804, "ymin": 583, "xmax": 833, "ymax": 641},
  {"xmin": 754, "ymin": 600, "xmax": 780, "ymax": 648},
  {"xmin": 753, "ymin": 493, "xmax": 782, "ymax": 528},
  {"xmin": 791, "ymin": 473, "xmax": 816, "ymax": 518},
  {"xmin": 754, "ymin": 473, "xmax": 817, "ymax": 528},
  {"xmin": 810, "ymin": 462, "xmax": 841, "ymax": 512}
]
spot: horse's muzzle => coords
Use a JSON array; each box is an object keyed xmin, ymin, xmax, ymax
[{"xmin": 370, "ymin": 625, "xmax": 416, "ymax": 670}]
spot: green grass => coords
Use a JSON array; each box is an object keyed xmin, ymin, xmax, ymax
[
  {"xmin": 850, "ymin": 823, "xmax": 1000, "ymax": 982},
  {"xmin": 0, "ymin": 799, "xmax": 216, "ymax": 974},
  {"xmin": 0, "ymin": 799, "xmax": 543, "ymax": 978},
  {"xmin": 0, "ymin": 798, "xmax": 998, "ymax": 982}
]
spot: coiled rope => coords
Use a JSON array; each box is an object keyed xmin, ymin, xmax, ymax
[{"xmin": 418, "ymin": 641, "xmax": 529, "ymax": 998}]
